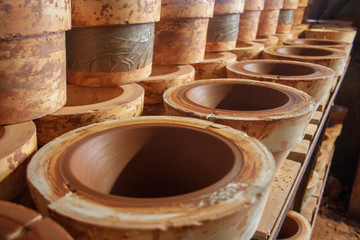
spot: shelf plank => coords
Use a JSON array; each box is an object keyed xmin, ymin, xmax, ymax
[
  {"xmin": 310, "ymin": 111, "xmax": 324, "ymax": 125},
  {"xmin": 288, "ymin": 139, "xmax": 311, "ymax": 163},
  {"xmin": 304, "ymin": 123, "xmax": 318, "ymax": 141}
]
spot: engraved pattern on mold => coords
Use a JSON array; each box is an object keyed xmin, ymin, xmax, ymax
[{"xmin": 207, "ymin": 14, "xmax": 240, "ymax": 42}]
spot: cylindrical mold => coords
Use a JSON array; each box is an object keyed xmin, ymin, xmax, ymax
[
  {"xmin": 297, "ymin": 0, "xmax": 309, "ymax": 7},
  {"xmin": 214, "ymin": 0, "xmax": 245, "ymax": 15},
  {"xmin": 67, "ymin": 0, "xmax": 160, "ymax": 86},
  {"xmin": 0, "ymin": 200, "xmax": 73, "ymax": 239},
  {"xmin": 0, "ymin": 32, "xmax": 66, "ymax": 124},
  {"xmin": 254, "ymin": 35, "xmax": 279, "ymax": 47},
  {"xmin": 264, "ymin": 0, "xmax": 284, "ymax": 10},
  {"xmin": 0, "ymin": 0, "xmax": 71, "ymax": 38},
  {"xmin": 277, "ymin": 211, "xmax": 311, "ymax": 240},
  {"xmin": 257, "ymin": 9, "xmax": 281, "ymax": 37},
  {"xmin": 34, "ymin": 84, "xmax": 144, "ymax": 145},
  {"xmin": 27, "ymin": 116, "xmax": 276, "ymax": 240},
  {"xmin": 277, "ymin": 9, "xmax": 294, "ymax": 33},
  {"xmin": 0, "ymin": 121, "xmax": 37, "ymax": 200},
  {"xmin": 244, "ymin": 0, "xmax": 265, "ymax": 11},
  {"xmin": 153, "ymin": 0, "xmax": 214, "ymax": 65},
  {"xmin": 138, "ymin": 65, "xmax": 195, "ymax": 115},
  {"xmin": 283, "ymin": 38, "xmax": 352, "ymax": 55},
  {"xmin": 272, "ymin": 33, "xmax": 293, "ymax": 45},
  {"xmin": 229, "ymin": 41, "xmax": 265, "ymax": 60},
  {"xmin": 293, "ymin": 7, "xmax": 305, "ymax": 26},
  {"xmin": 226, "ymin": 59, "xmax": 335, "ymax": 107},
  {"xmin": 304, "ymin": 27, "xmax": 357, "ymax": 44},
  {"xmin": 191, "ymin": 52, "xmax": 237, "ymax": 80},
  {"xmin": 303, "ymin": 170, "xmax": 319, "ymax": 206},
  {"xmin": 164, "ymin": 79, "xmax": 315, "ymax": 169},
  {"xmin": 237, "ymin": 10, "xmax": 261, "ymax": 42},
  {"xmin": 282, "ymin": 0, "xmax": 299, "ymax": 9},
  {"xmin": 262, "ymin": 46, "xmax": 348, "ymax": 77}
]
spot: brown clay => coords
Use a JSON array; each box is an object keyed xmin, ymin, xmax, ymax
[
  {"xmin": 226, "ymin": 59, "xmax": 335, "ymax": 106},
  {"xmin": 293, "ymin": 7, "xmax": 305, "ymax": 26},
  {"xmin": 304, "ymin": 27, "xmax": 357, "ymax": 44},
  {"xmin": 191, "ymin": 52, "xmax": 237, "ymax": 80},
  {"xmin": 214, "ymin": 0, "xmax": 245, "ymax": 15},
  {"xmin": 34, "ymin": 84, "xmax": 144, "ymax": 145},
  {"xmin": 272, "ymin": 33, "xmax": 293, "ymax": 45},
  {"xmin": 161, "ymin": 0, "xmax": 215, "ymax": 19},
  {"xmin": 283, "ymin": 38, "xmax": 352, "ymax": 55},
  {"xmin": 27, "ymin": 116, "xmax": 275, "ymax": 240},
  {"xmin": 277, "ymin": 211, "xmax": 311, "ymax": 240},
  {"xmin": 237, "ymin": 10, "xmax": 262, "ymax": 42},
  {"xmin": 264, "ymin": 0, "xmax": 284, "ymax": 10},
  {"xmin": 282, "ymin": 0, "xmax": 299, "ymax": 9},
  {"xmin": 257, "ymin": 9, "xmax": 281, "ymax": 37},
  {"xmin": 164, "ymin": 79, "xmax": 315, "ymax": 169},
  {"xmin": 0, "ymin": 32, "xmax": 66, "ymax": 124},
  {"xmin": 0, "ymin": 0, "xmax": 71, "ymax": 39},
  {"xmin": 244, "ymin": 0, "xmax": 265, "ymax": 11},
  {"xmin": 153, "ymin": 18, "xmax": 209, "ymax": 65},
  {"xmin": 0, "ymin": 200, "xmax": 73, "ymax": 239},
  {"xmin": 0, "ymin": 121, "xmax": 37, "ymax": 201},
  {"xmin": 277, "ymin": 9, "xmax": 295, "ymax": 33},
  {"xmin": 229, "ymin": 41, "xmax": 265, "ymax": 60},
  {"xmin": 71, "ymin": 0, "xmax": 161, "ymax": 27},
  {"xmin": 262, "ymin": 46, "xmax": 348, "ymax": 77},
  {"xmin": 254, "ymin": 35, "xmax": 279, "ymax": 47},
  {"xmin": 297, "ymin": 0, "xmax": 309, "ymax": 7}
]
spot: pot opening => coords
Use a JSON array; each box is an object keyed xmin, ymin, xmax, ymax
[
  {"xmin": 186, "ymin": 83, "xmax": 290, "ymax": 111},
  {"xmin": 65, "ymin": 85, "xmax": 124, "ymax": 107},
  {"xmin": 276, "ymin": 47, "xmax": 336, "ymax": 56},
  {"xmin": 62, "ymin": 124, "xmax": 238, "ymax": 198},
  {"xmin": 277, "ymin": 215, "xmax": 300, "ymax": 239},
  {"xmin": 242, "ymin": 62, "xmax": 317, "ymax": 76},
  {"xmin": 292, "ymin": 39, "xmax": 342, "ymax": 46},
  {"xmin": 151, "ymin": 65, "xmax": 180, "ymax": 76}
]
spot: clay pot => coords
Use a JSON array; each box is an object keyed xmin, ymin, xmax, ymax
[
  {"xmin": 0, "ymin": 32, "xmax": 66, "ymax": 124},
  {"xmin": 27, "ymin": 116, "xmax": 275, "ymax": 240},
  {"xmin": 0, "ymin": 121, "xmax": 37, "ymax": 200},
  {"xmin": 0, "ymin": 200, "xmax": 73, "ymax": 239},
  {"xmin": 277, "ymin": 211, "xmax": 311, "ymax": 240},
  {"xmin": 214, "ymin": 0, "xmax": 245, "ymax": 15},
  {"xmin": 262, "ymin": 46, "xmax": 348, "ymax": 77},
  {"xmin": 283, "ymin": 38, "xmax": 352, "ymax": 55},
  {"xmin": 277, "ymin": 9, "xmax": 295, "ymax": 33},
  {"xmin": 153, "ymin": 0, "xmax": 214, "ymax": 65},
  {"xmin": 237, "ymin": 10, "xmax": 262, "ymax": 42},
  {"xmin": 297, "ymin": 0, "xmax": 308, "ymax": 7},
  {"xmin": 191, "ymin": 52, "xmax": 237, "ymax": 80},
  {"xmin": 257, "ymin": 9, "xmax": 281, "ymax": 37},
  {"xmin": 226, "ymin": 59, "xmax": 335, "ymax": 107},
  {"xmin": 164, "ymin": 79, "xmax": 315, "ymax": 169},
  {"xmin": 304, "ymin": 27, "xmax": 357, "ymax": 43},
  {"xmin": 272, "ymin": 33, "xmax": 293, "ymax": 45},
  {"xmin": 254, "ymin": 35, "xmax": 279, "ymax": 47},
  {"xmin": 264, "ymin": 0, "xmax": 284, "ymax": 10},
  {"xmin": 293, "ymin": 7, "xmax": 305, "ymax": 26},
  {"xmin": 0, "ymin": 0, "xmax": 71, "ymax": 39},
  {"xmin": 138, "ymin": 65, "xmax": 195, "ymax": 115},
  {"xmin": 229, "ymin": 41, "xmax": 265, "ymax": 60},
  {"xmin": 282, "ymin": 0, "xmax": 299, "ymax": 9},
  {"xmin": 244, "ymin": 0, "xmax": 265, "ymax": 11},
  {"xmin": 34, "ymin": 84, "xmax": 144, "ymax": 145},
  {"xmin": 303, "ymin": 170, "xmax": 319, "ymax": 206}
]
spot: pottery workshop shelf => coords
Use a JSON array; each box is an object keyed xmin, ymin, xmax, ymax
[{"xmin": 252, "ymin": 62, "xmax": 347, "ymax": 240}]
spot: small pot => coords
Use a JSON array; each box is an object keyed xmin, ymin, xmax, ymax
[
  {"xmin": 229, "ymin": 41, "xmax": 265, "ymax": 60},
  {"xmin": 277, "ymin": 211, "xmax": 311, "ymax": 240}
]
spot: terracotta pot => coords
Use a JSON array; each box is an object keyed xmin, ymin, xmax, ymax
[
  {"xmin": 237, "ymin": 10, "xmax": 262, "ymax": 42},
  {"xmin": 71, "ymin": 0, "xmax": 160, "ymax": 27},
  {"xmin": 272, "ymin": 33, "xmax": 293, "ymax": 45},
  {"xmin": 0, "ymin": 0, "xmax": 71, "ymax": 39},
  {"xmin": 304, "ymin": 27, "xmax": 357, "ymax": 44},
  {"xmin": 262, "ymin": 46, "xmax": 348, "ymax": 77},
  {"xmin": 244, "ymin": 0, "xmax": 265, "ymax": 11},
  {"xmin": 226, "ymin": 59, "xmax": 335, "ymax": 107},
  {"xmin": 282, "ymin": 0, "xmax": 299, "ymax": 9},
  {"xmin": 160, "ymin": 0, "xmax": 215, "ymax": 19},
  {"xmin": 229, "ymin": 41, "xmax": 265, "ymax": 60},
  {"xmin": 214, "ymin": 0, "xmax": 245, "ymax": 15},
  {"xmin": 277, "ymin": 9, "xmax": 295, "ymax": 33},
  {"xmin": 164, "ymin": 79, "xmax": 315, "ymax": 169},
  {"xmin": 293, "ymin": 7, "xmax": 305, "ymax": 26},
  {"xmin": 34, "ymin": 84, "xmax": 144, "ymax": 145},
  {"xmin": 138, "ymin": 65, "xmax": 195, "ymax": 115},
  {"xmin": 254, "ymin": 35, "xmax": 279, "ymax": 47},
  {"xmin": 0, "ymin": 32, "xmax": 66, "ymax": 124},
  {"xmin": 27, "ymin": 116, "xmax": 275, "ymax": 240},
  {"xmin": 283, "ymin": 38, "xmax": 352, "ymax": 55},
  {"xmin": 0, "ymin": 200, "xmax": 73, "ymax": 239},
  {"xmin": 264, "ymin": 0, "xmax": 284, "ymax": 10},
  {"xmin": 297, "ymin": 0, "xmax": 308, "ymax": 7},
  {"xmin": 257, "ymin": 9, "xmax": 281, "ymax": 37},
  {"xmin": 0, "ymin": 121, "xmax": 37, "ymax": 201},
  {"xmin": 191, "ymin": 52, "xmax": 237, "ymax": 80},
  {"xmin": 303, "ymin": 170, "xmax": 319, "ymax": 206},
  {"xmin": 277, "ymin": 211, "xmax": 311, "ymax": 240}
]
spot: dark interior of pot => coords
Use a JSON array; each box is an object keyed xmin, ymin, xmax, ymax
[
  {"xmin": 276, "ymin": 47, "xmax": 336, "ymax": 56},
  {"xmin": 65, "ymin": 85, "xmax": 124, "ymax": 106},
  {"xmin": 63, "ymin": 124, "xmax": 238, "ymax": 198},
  {"xmin": 150, "ymin": 65, "xmax": 179, "ymax": 76},
  {"xmin": 185, "ymin": 83, "xmax": 290, "ymax": 111},
  {"xmin": 277, "ymin": 214, "xmax": 300, "ymax": 239},
  {"xmin": 292, "ymin": 39, "xmax": 342, "ymax": 46},
  {"xmin": 204, "ymin": 53, "xmax": 223, "ymax": 60},
  {"xmin": 242, "ymin": 62, "xmax": 317, "ymax": 76}
]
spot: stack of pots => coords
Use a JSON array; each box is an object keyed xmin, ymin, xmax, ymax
[
  {"xmin": 0, "ymin": 0, "xmax": 71, "ymax": 200},
  {"xmin": 257, "ymin": 0, "xmax": 284, "ymax": 39},
  {"xmin": 274, "ymin": 0, "xmax": 299, "ymax": 45}
]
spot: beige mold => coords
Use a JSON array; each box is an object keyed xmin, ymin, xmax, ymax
[
  {"xmin": 229, "ymin": 41, "xmax": 265, "ymax": 60},
  {"xmin": 27, "ymin": 116, "xmax": 275, "ymax": 240}
]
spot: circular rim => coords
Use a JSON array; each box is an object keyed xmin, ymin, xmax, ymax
[
  {"xmin": 200, "ymin": 52, "xmax": 237, "ymax": 63},
  {"xmin": 27, "ymin": 116, "xmax": 275, "ymax": 229},
  {"xmin": 145, "ymin": 65, "xmax": 195, "ymax": 82},
  {"xmin": 283, "ymin": 38, "xmax": 350, "ymax": 47},
  {"xmin": 233, "ymin": 41, "xmax": 265, "ymax": 50},
  {"xmin": 277, "ymin": 210, "xmax": 311, "ymax": 239}
]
